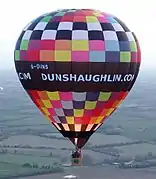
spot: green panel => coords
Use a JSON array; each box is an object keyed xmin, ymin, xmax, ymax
[
  {"xmin": 98, "ymin": 92, "xmax": 111, "ymax": 101},
  {"xmin": 120, "ymin": 52, "xmax": 131, "ymax": 62},
  {"xmin": 20, "ymin": 40, "xmax": 29, "ymax": 50},
  {"xmin": 15, "ymin": 50, "xmax": 20, "ymax": 61},
  {"xmin": 130, "ymin": 41, "xmax": 137, "ymax": 52},
  {"xmin": 55, "ymin": 12, "xmax": 66, "ymax": 16},
  {"xmin": 67, "ymin": 9, "xmax": 77, "ymax": 12},
  {"xmin": 40, "ymin": 16, "xmax": 52, "ymax": 22},
  {"xmin": 85, "ymin": 101, "xmax": 97, "ymax": 110}
]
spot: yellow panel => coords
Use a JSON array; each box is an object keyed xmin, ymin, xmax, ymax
[
  {"xmin": 74, "ymin": 109, "xmax": 84, "ymax": 117},
  {"xmin": 93, "ymin": 12, "xmax": 103, "ymax": 17},
  {"xmin": 47, "ymin": 91, "xmax": 60, "ymax": 100},
  {"xmin": 106, "ymin": 108, "xmax": 115, "ymax": 116},
  {"xmin": 98, "ymin": 92, "xmax": 111, "ymax": 101},
  {"xmin": 115, "ymin": 100, "xmax": 124, "ymax": 108},
  {"xmin": 95, "ymin": 116, "xmax": 104, "ymax": 124},
  {"xmin": 55, "ymin": 50, "xmax": 71, "ymax": 61},
  {"xmin": 41, "ymin": 107, "xmax": 50, "ymax": 115},
  {"xmin": 100, "ymin": 110, "xmax": 106, "ymax": 116},
  {"xmin": 85, "ymin": 101, "xmax": 97, "ymax": 110},
  {"xmin": 75, "ymin": 124, "xmax": 82, "ymax": 131},
  {"xmin": 72, "ymin": 40, "xmax": 89, "ymax": 51},
  {"xmin": 89, "ymin": 117, "xmax": 97, "ymax": 124},
  {"xmin": 112, "ymin": 100, "xmax": 120, "ymax": 108},
  {"xmin": 36, "ymin": 99, "xmax": 44, "ymax": 107},
  {"xmin": 66, "ymin": 117, "xmax": 74, "ymax": 124},
  {"xmin": 41, "ymin": 100, "xmax": 52, "ymax": 108},
  {"xmin": 86, "ymin": 16, "xmax": 98, "ymax": 22}
]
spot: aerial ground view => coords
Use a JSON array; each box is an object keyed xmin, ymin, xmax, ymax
[
  {"xmin": 0, "ymin": 3, "xmax": 156, "ymax": 179},
  {"xmin": 0, "ymin": 69, "xmax": 156, "ymax": 179}
]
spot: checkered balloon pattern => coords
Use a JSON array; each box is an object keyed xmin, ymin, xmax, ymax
[{"xmin": 14, "ymin": 9, "xmax": 141, "ymax": 148}]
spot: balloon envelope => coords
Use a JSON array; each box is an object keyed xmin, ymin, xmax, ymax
[{"xmin": 14, "ymin": 9, "xmax": 141, "ymax": 148}]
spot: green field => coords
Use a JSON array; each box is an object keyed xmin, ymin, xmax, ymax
[
  {"xmin": 0, "ymin": 71, "xmax": 156, "ymax": 178},
  {"xmin": 0, "ymin": 162, "xmax": 64, "ymax": 179},
  {"xmin": 1, "ymin": 135, "xmax": 72, "ymax": 149},
  {"xmin": 0, "ymin": 153, "xmax": 59, "ymax": 166},
  {"xmin": 116, "ymin": 143, "xmax": 156, "ymax": 157}
]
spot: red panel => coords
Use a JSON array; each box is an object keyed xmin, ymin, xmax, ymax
[
  {"xmin": 73, "ymin": 16, "xmax": 87, "ymax": 22},
  {"xmin": 48, "ymin": 108, "xmax": 57, "ymax": 116},
  {"xmin": 61, "ymin": 15, "xmax": 74, "ymax": 22},
  {"xmin": 74, "ymin": 117, "xmax": 83, "ymax": 124},
  {"xmin": 104, "ymin": 99, "xmax": 116, "ymax": 108},
  {"xmin": 83, "ymin": 110, "xmax": 93, "ymax": 117},
  {"xmin": 51, "ymin": 100, "xmax": 62, "ymax": 108},
  {"xmin": 27, "ymin": 90, "xmax": 40, "ymax": 100},
  {"xmin": 137, "ymin": 52, "xmax": 141, "ymax": 62},
  {"xmin": 27, "ymin": 50, "xmax": 40, "ymax": 61},
  {"xmin": 118, "ymin": 91, "xmax": 128, "ymax": 100},
  {"xmin": 92, "ymin": 108, "xmax": 103, "ymax": 117},
  {"xmin": 40, "ymin": 40, "xmax": 55, "ymax": 50},
  {"xmin": 131, "ymin": 52, "xmax": 138, "ymax": 62},
  {"xmin": 82, "ymin": 117, "xmax": 91, "ymax": 124}
]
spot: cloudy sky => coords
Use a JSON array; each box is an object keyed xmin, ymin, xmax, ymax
[{"xmin": 0, "ymin": 0, "xmax": 155, "ymax": 70}]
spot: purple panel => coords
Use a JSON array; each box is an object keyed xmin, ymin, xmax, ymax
[
  {"xmin": 119, "ymin": 41, "xmax": 130, "ymax": 51},
  {"xmin": 59, "ymin": 117, "xmax": 67, "ymax": 123},
  {"xmin": 28, "ymin": 40, "xmax": 41, "ymax": 50},
  {"xmin": 105, "ymin": 51, "xmax": 120, "ymax": 62},
  {"xmin": 96, "ymin": 101, "xmax": 106, "ymax": 109},
  {"xmin": 64, "ymin": 109, "xmax": 74, "ymax": 116},
  {"xmin": 51, "ymin": 16, "xmax": 62, "ymax": 22},
  {"xmin": 86, "ymin": 92, "xmax": 100, "ymax": 101},
  {"xmin": 20, "ymin": 50, "xmax": 28, "ymax": 60},
  {"xmin": 73, "ymin": 101, "xmax": 85, "ymax": 109}
]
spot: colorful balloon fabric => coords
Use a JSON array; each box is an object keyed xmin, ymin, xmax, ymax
[{"xmin": 14, "ymin": 9, "xmax": 141, "ymax": 148}]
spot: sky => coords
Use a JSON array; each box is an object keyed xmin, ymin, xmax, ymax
[{"xmin": 0, "ymin": 0, "xmax": 155, "ymax": 70}]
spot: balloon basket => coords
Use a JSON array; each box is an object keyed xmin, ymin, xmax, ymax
[
  {"xmin": 71, "ymin": 148, "xmax": 83, "ymax": 166},
  {"xmin": 71, "ymin": 158, "xmax": 82, "ymax": 166}
]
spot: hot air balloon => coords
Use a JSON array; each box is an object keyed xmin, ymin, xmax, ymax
[{"xmin": 14, "ymin": 9, "xmax": 141, "ymax": 165}]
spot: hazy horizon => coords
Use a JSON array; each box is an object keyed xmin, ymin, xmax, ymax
[{"xmin": 0, "ymin": 0, "xmax": 156, "ymax": 70}]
